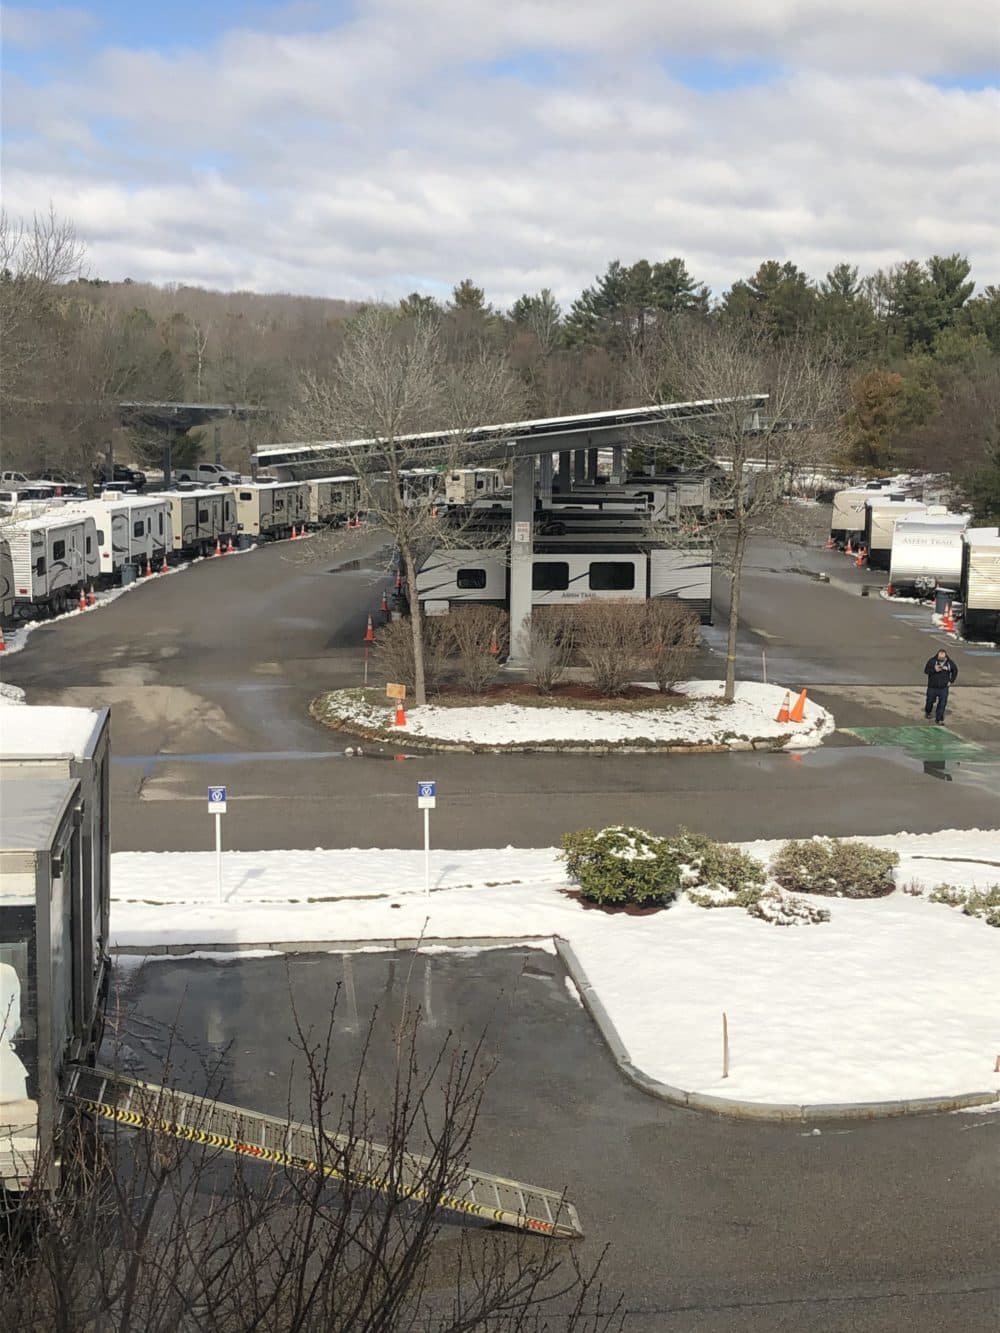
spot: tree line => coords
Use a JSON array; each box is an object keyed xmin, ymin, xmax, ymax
[{"xmin": 2, "ymin": 208, "xmax": 998, "ymax": 513}]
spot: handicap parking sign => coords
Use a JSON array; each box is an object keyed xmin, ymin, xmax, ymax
[
  {"xmin": 417, "ymin": 780, "xmax": 436, "ymax": 809},
  {"xmin": 208, "ymin": 785, "xmax": 228, "ymax": 813}
]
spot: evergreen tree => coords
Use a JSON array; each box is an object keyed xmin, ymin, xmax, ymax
[
  {"xmin": 398, "ymin": 292, "xmax": 442, "ymax": 320},
  {"xmin": 721, "ymin": 260, "xmax": 817, "ymax": 337}
]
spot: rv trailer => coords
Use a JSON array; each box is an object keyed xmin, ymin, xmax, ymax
[
  {"xmin": 57, "ymin": 493, "xmax": 171, "ymax": 581},
  {"xmin": 6, "ymin": 512, "xmax": 100, "ymax": 616},
  {"xmin": 888, "ymin": 515, "xmax": 970, "ymax": 595},
  {"xmin": 445, "ymin": 468, "xmax": 504, "ymax": 505},
  {"xmin": 234, "ymin": 481, "xmax": 309, "ymax": 540},
  {"xmin": 0, "ymin": 538, "xmax": 13, "ymax": 620},
  {"xmin": 961, "ymin": 528, "xmax": 1000, "ymax": 639},
  {"xmin": 863, "ymin": 498, "xmax": 928, "ymax": 570},
  {"xmin": 830, "ymin": 485, "xmax": 900, "ymax": 545},
  {"xmin": 307, "ymin": 476, "xmax": 360, "ymax": 526},
  {"xmin": 152, "ymin": 488, "xmax": 232, "ymax": 555}
]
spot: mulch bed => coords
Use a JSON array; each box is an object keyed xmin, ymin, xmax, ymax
[{"xmin": 559, "ymin": 887, "xmax": 671, "ymax": 916}]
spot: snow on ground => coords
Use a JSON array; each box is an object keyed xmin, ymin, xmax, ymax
[
  {"xmin": 110, "ymin": 830, "xmax": 1000, "ymax": 1106},
  {"xmin": 326, "ymin": 680, "xmax": 834, "ymax": 749},
  {"xmin": 0, "ymin": 682, "xmax": 26, "ymax": 705}
]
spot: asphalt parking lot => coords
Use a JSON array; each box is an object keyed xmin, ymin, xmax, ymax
[{"xmin": 111, "ymin": 948, "xmax": 1000, "ymax": 1333}]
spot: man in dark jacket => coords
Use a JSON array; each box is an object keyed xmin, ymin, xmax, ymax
[{"xmin": 924, "ymin": 649, "xmax": 958, "ymax": 724}]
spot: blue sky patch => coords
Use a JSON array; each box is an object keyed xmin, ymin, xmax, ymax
[{"xmin": 659, "ymin": 55, "xmax": 782, "ymax": 92}]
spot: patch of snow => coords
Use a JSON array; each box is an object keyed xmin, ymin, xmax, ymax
[
  {"xmin": 327, "ymin": 680, "xmax": 834, "ymax": 749},
  {"xmin": 0, "ymin": 682, "xmax": 26, "ymax": 706},
  {"xmin": 0, "ymin": 705, "xmax": 102, "ymax": 757},
  {"xmin": 108, "ymin": 829, "xmax": 1000, "ymax": 1106}
]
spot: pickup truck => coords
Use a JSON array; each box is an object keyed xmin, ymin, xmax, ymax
[{"xmin": 174, "ymin": 462, "xmax": 241, "ymax": 486}]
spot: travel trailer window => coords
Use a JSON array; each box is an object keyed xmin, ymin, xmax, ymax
[
  {"xmin": 240, "ymin": 491, "xmax": 252, "ymax": 500},
  {"xmin": 133, "ymin": 519, "xmax": 144, "ymax": 538},
  {"xmin": 533, "ymin": 561, "xmax": 569, "ymax": 591},
  {"xmin": 456, "ymin": 568, "xmax": 487, "ymax": 589},
  {"xmin": 86, "ymin": 535, "xmax": 92, "ymax": 554},
  {"xmin": 158, "ymin": 513, "xmax": 164, "ymax": 534},
  {"xmin": 476, "ymin": 477, "xmax": 486, "ymax": 489},
  {"xmin": 198, "ymin": 508, "xmax": 209, "ymax": 523},
  {"xmin": 96, "ymin": 528, "xmax": 105, "ymax": 543},
  {"xmin": 35, "ymin": 555, "xmax": 46, "ymax": 576},
  {"xmin": 53, "ymin": 540, "xmax": 66, "ymax": 561},
  {"xmin": 590, "ymin": 562, "xmax": 635, "ymax": 591}
]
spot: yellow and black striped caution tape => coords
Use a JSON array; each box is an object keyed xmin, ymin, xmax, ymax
[{"xmin": 75, "ymin": 1097, "xmax": 563, "ymax": 1235}]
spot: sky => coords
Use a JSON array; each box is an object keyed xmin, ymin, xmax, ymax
[{"xmin": 2, "ymin": 0, "xmax": 999, "ymax": 308}]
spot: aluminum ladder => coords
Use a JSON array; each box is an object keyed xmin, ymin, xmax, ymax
[{"xmin": 63, "ymin": 1065, "xmax": 582, "ymax": 1239}]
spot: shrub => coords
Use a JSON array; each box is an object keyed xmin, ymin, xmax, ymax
[
  {"xmin": 373, "ymin": 616, "xmax": 450, "ymax": 695},
  {"xmin": 527, "ymin": 606, "xmax": 576, "ymax": 694},
  {"xmin": 673, "ymin": 829, "xmax": 766, "ymax": 908},
  {"xmin": 929, "ymin": 882, "xmax": 1000, "ymax": 926},
  {"xmin": 748, "ymin": 888, "xmax": 831, "ymax": 926},
  {"xmin": 446, "ymin": 606, "xmax": 508, "ymax": 694},
  {"xmin": 769, "ymin": 838, "xmax": 899, "ymax": 898},
  {"xmin": 560, "ymin": 825, "xmax": 682, "ymax": 907},
  {"xmin": 643, "ymin": 600, "xmax": 701, "ymax": 693},
  {"xmin": 573, "ymin": 602, "xmax": 647, "ymax": 697}
]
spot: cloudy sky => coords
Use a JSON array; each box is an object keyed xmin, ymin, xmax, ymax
[{"xmin": 3, "ymin": 0, "xmax": 999, "ymax": 307}]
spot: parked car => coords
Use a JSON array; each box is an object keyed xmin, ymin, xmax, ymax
[
  {"xmin": 0, "ymin": 471, "xmax": 31, "ymax": 487},
  {"xmin": 174, "ymin": 462, "xmax": 241, "ymax": 486},
  {"xmin": 34, "ymin": 470, "xmax": 87, "ymax": 497},
  {"xmin": 95, "ymin": 462, "xmax": 147, "ymax": 490}
]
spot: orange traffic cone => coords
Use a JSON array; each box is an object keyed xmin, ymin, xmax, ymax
[
  {"xmin": 824, "ymin": 536, "xmax": 836, "ymax": 550},
  {"xmin": 364, "ymin": 614, "xmax": 375, "ymax": 643},
  {"xmin": 380, "ymin": 589, "xmax": 389, "ymax": 615},
  {"xmin": 160, "ymin": 554, "xmax": 169, "ymax": 573},
  {"xmin": 289, "ymin": 524, "xmax": 297, "ymax": 540},
  {"xmin": 227, "ymin": 537, "xmax": 235, "ymax": 553},
  {"xmin": 942, "ymin": 605, "xmax": 956, "ymax": 633},
  {"xmin": 789, "ymin": 689, "xmax": 808, "ymax": 723},
  {"xmin": 489, "ymin": 633, "xmax": 499, "ymax": 657},
  {"xmin": 86, "ymin": 586, "xmax": 97, "ymax": 606},
  {"xmin": 145, "ymin": 557, "xmax": 153, "ymax": 577},
  {"xmin": 844, "ymin": 537, "xmax": 853, "ymax": 555},
  {"xmin": 214, "ymin": 538, "xmax": 222, "ymax": 556},
  {"xmin": 78, "ymin": 589, "xmax": 87, "ymax": 611},
  {"xmin": 854, "ymin": 546, "xmax": 866, "ymax": 568},
  {"xmin": 394, "ymin": 570, "xmax": 402, "ymax": 592},
  {"xmin": 776, "ymin": 691, "xmax": 791, "ymax": 724},
  {"xmin": 394, "ymin": 700, "xmax": 407, "ymax": 727},
  {"xmin": 885, "ymin": 583, "xmax": 895, "ymax": 597},
  {"xmin": 0, "ymin": 626, "xmax": 6, "ymax": 653}
]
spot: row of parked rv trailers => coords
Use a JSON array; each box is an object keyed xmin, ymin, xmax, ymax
[
  {"xmin": 0, "ymin": 477, "xmax": 364, "ymax": 621},
  {"xmin": 830, "ymin": 481, "xmax": 1000, "ymax": 637}
]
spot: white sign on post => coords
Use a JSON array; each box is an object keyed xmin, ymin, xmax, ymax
[
  {"xmin": 417, "ymin": 782, "xmax": 436, "ymax": 897},
  {"xmin": 208, "ymin": 785, "xmax": 227, "ymax": 904},
  {"xmin": 514, "ymin": 521, "xmax": 531, "ymax": 544}
]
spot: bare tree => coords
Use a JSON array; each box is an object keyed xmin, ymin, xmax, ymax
[
  {"xmin": 631, "ymin": 318, "xmax": 846, "ymax": 701},
  {"xmin": 0, "ymin": 207, "xmax": 86, "ymax": 418},
  {"xmin": 1, "ymin": 988, "xmax": 622, "ymax": 1332},
  {"xmin": 285, "ymin": 307, "xmax": 526, "ymax": 705}
]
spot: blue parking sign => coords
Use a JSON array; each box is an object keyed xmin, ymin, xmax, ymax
[
  {"xmin": 417, "ymin": 780, "xmax": 436, "ymax": 809},
  {"xmin": 208, "ymin": 785, "xmax": 228, "ymax": 812}
]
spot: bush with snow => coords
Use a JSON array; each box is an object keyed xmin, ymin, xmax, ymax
[
  {"xmin": 770, "ymin": 838, "xmax": 899, "ymax": 899},
  {"xmin": 560, "ymin": 826, "xmax": 681, "ymax": 907},
  {"xmin": 929, "ymin": 882, "xmax": 1000, "ymax": 927},
  {"xmin": 747, "ymin": 888, "xmax": 831, "ymax": 926},
  {"xmin": 674, "ymin": 829, "xmax": 767, "ymax": 908}
]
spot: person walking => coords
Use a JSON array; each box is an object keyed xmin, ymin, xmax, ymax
[{"xmin": 924, "ymin": 649, "xmax": 958, "ymax": 724}]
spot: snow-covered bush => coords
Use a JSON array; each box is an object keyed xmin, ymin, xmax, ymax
[
  {"xmin": 929, "ymin": 882, "xmax": 1000, "ymax": 926},
  {"xmin": 560, "ymin": 825, "xmax": 682, "ymax": 907},
  {"xmin": 769, "ymin": 838, "xmax": 898, "ymax": 898},
  {"xmin": 674, "ymin": 830, "xmax": 766, "ymax": 908},
  {"xmin": 748, "ymin": 888, "xmax": 831, "ymax": 926}
]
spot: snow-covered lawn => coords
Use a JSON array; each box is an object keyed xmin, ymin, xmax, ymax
[
  {"xmin": 317, "ymin": 680, "xmax": 835, "ymax": 750},
  {"xmin": 110, "ymin": 829, "xmax": 1000, "ymax": 1108}
]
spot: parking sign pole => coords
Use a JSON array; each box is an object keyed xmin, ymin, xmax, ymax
[
  {"xmin": 424, "ymin": 807, "xmax": 430, "ymax": 898},
  {"xmin": 216, "ymin": 810, "xmax": 223, "ymax": 904}
]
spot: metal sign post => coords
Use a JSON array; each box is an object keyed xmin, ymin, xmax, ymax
[
  {"xmin": 417, "ymin": 781, "xmax": 436, "ymax": 897},
  {"xmin": 207, "ymin": 785, "xmax": 228, "ymax": 904}
]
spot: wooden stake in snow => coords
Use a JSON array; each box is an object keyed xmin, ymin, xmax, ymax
[{"xmin": 722, "ymin": 1012, "xmax": 730, "ymax": 1079}]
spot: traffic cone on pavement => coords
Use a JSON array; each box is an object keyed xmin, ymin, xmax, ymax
[
  {"xmin": 0, "ymin": 626, "xmax": 6, "ymax": 653},
  {"xmin": 214, "ymin": 538, "xmax": 222, "ymax": 556},
  {"xmin": 380, "ymin": 589, "xmax": 389, "ymax": 616},
  {"xmin": 365, "ymin": 614, "xmax": 375, "ymax": 643},
  {"xmin": 776, "ymin": 691, "xmax": 791, "ymax": 724},
  {"xmin": 942, "ymin": 605, "xmax": 956, "ymax": 633},
  {"xmin": 854, "ymin": 546, "xmax": 866, "ymax": 568},
  {"xmin": 824, "ymin": 536, "xmax": 836, "ymax": 550},
  {"xmin": 86, "ymin": 586, "xmax": 97, "ymax": 606},
  {"xmin": 845, "ymin": 537, "xmax": 854, "ymax": 555},
  {"xmin": 393, "ymin": 700, "xmax": 407, "ymax": 727},
  {"xmin": 290, "ymin": 525, "xmax": 297, "ymax": 540},
  {"xmin": 78, "ymin": 589, "xmax": 88, "ymax": 611},
  {"xmin": 394, "ymin": 570, "xmax": 402, "ymax": 593},
  {"xmin": 145, "ymin": 557, "xmax": 153, "ymax": 577},
  {"xmin": 789, "ymin": 689, "xmax": 808, "ymax": 723},
  {"xmin": 885, "ymin": 583, "xmax": 895, "ymax": 597},
  {"xmin": 227, "ymin": 537, "xmax": 234, "ymax": 553},
  {"xmin": 160, "ymin": 554, "xmax": 169, "ymax": 573}
]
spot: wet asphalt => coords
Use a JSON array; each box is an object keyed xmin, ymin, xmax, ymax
[{"xmin": 111, "ymin": 948, "xmax": 1000, "ymax": 1333}]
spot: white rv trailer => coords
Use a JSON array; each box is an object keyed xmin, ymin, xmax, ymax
[
  {"xmin": 56, "ymin": 493, "xmax": 171, "ymax": 580},
  {"xmin": 888, "ymin": 515, "xmax": 970, "ymax": 594},
  {"xmin": 6, "ymin": 512, "xmax": 100, "ymax": 616},
  {"xmin": 961, "ymin": 528, "xmax": 1000, "ymax": 639},
  {"xmin": 863, "ymin": 498, "xmax": 928, "ymax": 570},
  {"xmin": 0, "ymin": 538, "xmax": 13, "ymax": 620},
  {"xmin": 151, "ymin": 488, "xmax": 233, "ymax": 555},
  {"xmin": 445, "ymin": 468, "xmax": 504, "ymax": 504},
  {"xmin": 830, "ymin": 484, "xmax": 901, "ymax": 544},
  {"xmin": 234, "ymin": 481, "xmax": 309, "ymax": 539},
  {"xmin": 416, "ymin": 541, "xmax": 713, "ymax": 622},
  {"xmin": 307, "ymin": 476, "xmax": 360, "ymax": 526}
]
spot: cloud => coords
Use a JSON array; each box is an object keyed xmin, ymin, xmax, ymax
[
  {"xmin": 2, "ymin": 1, "xmax": 998, "ymax": 305},
  {"xmin": 2, "ymin": 4, "xmax": 96, "ymax": 50}
]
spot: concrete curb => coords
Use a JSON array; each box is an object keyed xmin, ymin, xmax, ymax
[
  {"xmin": 310, "ymin": 696, "xmax": 814, "ymax": 755},
  {"xmin": 553, "ymin": 938, "xmax": 1000, "ymax": 1123},
  {"xmin": 111, "ymin": 935, "xmax": 998, "ymax": 1122}
]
